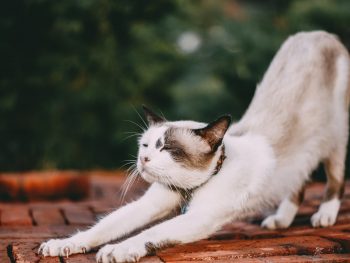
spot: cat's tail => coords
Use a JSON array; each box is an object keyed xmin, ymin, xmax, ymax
[{"xmin": 333, "ymin": 41, "xmax": 350, "ymax": 111}]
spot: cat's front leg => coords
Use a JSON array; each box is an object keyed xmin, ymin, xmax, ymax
[
  {"xmin": 96, "ymin": 209, "xmax": 231, "ymax": 263},
  {"xmin": 39, "ymin": 183, "xmax": 180, "ymax": 257}
]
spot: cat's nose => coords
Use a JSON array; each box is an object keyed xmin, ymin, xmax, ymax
[{"xmin": 141, "ymin": 156, "xmax": 150, "ymax": 165}]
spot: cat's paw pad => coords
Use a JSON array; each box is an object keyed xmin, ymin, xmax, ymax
[
  {"xmin": 96, "ymin": 242, "xmax": 146, "ymax": 263},
  {"xmin": 261, "ymin": 215, "xmax": 292, "ymax": 230},
  {"xmin": 311, "ymin": 211, "xmax": 337, "ymax": 228},
  {"xmin": 38, "ymin": 238, "xmax": 89, "ymax": 257}
]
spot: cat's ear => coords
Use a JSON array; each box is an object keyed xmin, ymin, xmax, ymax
[
  {"xmin": 142, "ymin": 105, "xmax": 165, "ymax": 125},
  {"xmin": 193, "ymin": 115, "xmax": 231, "ymax": 151}
]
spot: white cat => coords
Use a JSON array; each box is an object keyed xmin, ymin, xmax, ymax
[{"xmin": 39, "ymin": 31, "xmax": 350, "ymax": 263}]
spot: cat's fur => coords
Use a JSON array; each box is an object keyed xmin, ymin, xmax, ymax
[{"xmin": 39, "ymin": 31, "xmax": 350, "ymax": 263}]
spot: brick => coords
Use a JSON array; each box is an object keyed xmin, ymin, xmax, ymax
[
  {"xmin": 200, "ymin": 253, "xmax": 350, "ymax": 263},
  {"xmin": 139, "ymin": 256, "xmax": 164, "ymax": 262},
  {"xmin": 0, "ymin": 171, "xmax": 90, "ymax": 201},
  {"xmin": 1, "ymin": 207, "xmax": 32, "ymax": 226},
  {"xmin": 216, "ymin": 221, "xmax": 283, "ymax": 239},
  {"xmin": 0, "ymin": 240, "xmax": 11, "ymax": 262},
  {"xmin": 60, "ymin": 253, "xmax": 96, "ymax": 262},
  {"xmin": 32, "ymin": 208, "xmax": 65, "ymax": 226},
  {"xmin": 157, "ymin": 236, "xmax": 342, "ymax": 261},
  {"xmin": 0, "ymin": 226, "xmax": 78, "ymax": 239},
  {"xmin": 63, "ymin": 207, "xmax": 95, "ymax": 225},
  {"xmin": 11, "ymin": 241, "xmax": 61, "ymax": 263},
  {"xmin": 304, "ymin": 183, "xmax": 324, "ymax": 201},
  {"xmin": 318, "ymin": 232, "xmax": 350, "ymax": 251},
  {"xmin": 0, "ymin": 175, "xmax": 20, "ymax": 201}
]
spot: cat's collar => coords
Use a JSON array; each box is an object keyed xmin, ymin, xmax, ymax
[
  {"xmin": 211, "ymin": 144, "xmax": 226, "ymax": 176},
  {"xmin": 167, "ymin": 143, "xmax": 226, "ymax": 214}
]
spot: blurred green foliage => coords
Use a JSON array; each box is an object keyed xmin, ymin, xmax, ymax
[{"xmin": 1, "ymin": 0, "xmax": 350, "ymax": 171}]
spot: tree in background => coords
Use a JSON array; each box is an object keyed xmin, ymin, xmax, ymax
[{"xmin": 0, "ymin": 0, "xmax": 349, "ymax": 171}]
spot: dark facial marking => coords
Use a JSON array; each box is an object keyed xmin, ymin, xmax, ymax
[
  {"xmin": 163, "ymin": 127, "xmax": 215, "ymax": 170},
  {"xmin": 156, "ymin": 138, "xmax": 163, "ymax": 149}
]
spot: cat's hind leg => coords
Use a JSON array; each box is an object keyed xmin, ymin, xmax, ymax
[
  {"xmin": 261, "ymin": 187, "xmax": 304, "ymax": 230},
  {"xmin": 311, "ymin": 149, "xmax": 346, "ymax": 227}
]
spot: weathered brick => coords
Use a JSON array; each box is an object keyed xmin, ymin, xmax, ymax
[
  {"xmin": 63, "ymin": 207, "xmax": 95, "ymax": 225},
  {"xmin": 60, "ymin": 253, "xmax": 96, "ymax": 263},
  {"xmin": 139, "ymin": 256, "xmax": 164, "ymax": 263},
  {"xmin": 197, "ymin": 253, "xmax": 350, "ymax": 262},
  {"xmin": 11, "ymin": 241, "xmax": 60, "ymax": 263},
  {"xmin": 0, "ymin": 240, "xmax": 11, "ymax": 262},
  {"xmin": 1, "ymin": 207, "xmax": 32, "ymax": 226},
  {"xmin": 32, "ymin": 208, "xmax": 65, "ymax": 226},
  {"xmin": 319, "ymin": 232, "xmax": 350, "ymax": 251},
  {"xmin": 157, "ymin": 236, "xmax": 342, "ymax": 261}
]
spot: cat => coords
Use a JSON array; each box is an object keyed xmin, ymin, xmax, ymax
[{"xmin": 39, "ymin": 31, "xmax": 350, "ymax": 263}]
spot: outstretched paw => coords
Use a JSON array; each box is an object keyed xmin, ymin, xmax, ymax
[
  {"xmin": 38, "ymin": 238, "xmax": 89, "ymax": 257},
  {"xmin": 96, "ymin": 241, "xmax": 147, "ymax": 263}
]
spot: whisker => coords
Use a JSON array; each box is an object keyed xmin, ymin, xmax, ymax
[
  {"xmin": 131, "ymin": 105, "xmax": 149, "ymax": 129},
  {"xmin": 123, "ymin": 120, "xmax": 146, "ymax": 132}
]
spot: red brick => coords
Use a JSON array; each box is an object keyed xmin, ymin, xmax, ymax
[
  {"xmin": 63, "ymin": 207, "xmax": 95, "ymax": 225},
  {"xmin": 319, "ymin": 232, "xmax": 350, "ymax": 251},
  {"xmin": 0, "ymin": 240, "xmax": 10, "ymax": 262},
  {"xmin": 157, "ymin": 236, "xmax": 342, "ymax": 261},
  {"xmin": 32, "ymin": 208, "xmax": 65, "ymax": 226},
  {"xmin": 11, "ymin": 241, "xmax": 61, "ymax": 263},
  {"xmin": 197, "ymin": 253, "xmax": 350, "ymax": 263},
  {"xmin": 60, "ymin": 253, "xmax": 96, "ymax": 262},
  {"xmin": 0, "ymin": 226, "xmax": 78, "ymax": 239},
  {"xmin": 1, "ymin": 207, "xmax": 32, "ymax": 226},
  {"xmin": 139, "ymin": 256, "xmax": 164, "ymax": 262},
  {"xmin": 304, "ymin": 183, "xmax": 324, "ymax": 201},
  {"xmin": 0, "ymin": 171, "xmax": 90, "ymax": 201}
]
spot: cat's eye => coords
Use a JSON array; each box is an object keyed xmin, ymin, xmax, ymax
[
  {"xmin": 142, "ymin": 143, "xmax": 148, "ymax": 147},
  {"xmin": 160, "ymin": 145, "xmax": 171, "ymax": 152}
]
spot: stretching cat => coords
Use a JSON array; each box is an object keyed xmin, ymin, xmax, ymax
[{"xmin": 39, "ymin": 31, "xmax": 350, "ymax": 262}]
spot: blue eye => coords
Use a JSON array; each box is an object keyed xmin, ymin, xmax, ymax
[{"xmin": 142, "ymin": 144, "xmax": 148, "ymax": 147}]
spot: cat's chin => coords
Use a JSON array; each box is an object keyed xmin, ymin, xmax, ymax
[{"xmin": 139, "ymin": 171, "xmax": 158, "ymax": 184}]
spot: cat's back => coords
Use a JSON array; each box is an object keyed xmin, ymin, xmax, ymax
[
  {"xmin": 232, "ymin": 31, "xmax": 350, "ymax": 157},
  {"xmin": 251, "ymin": 31, "xmax": 349, "ymax": 108}
]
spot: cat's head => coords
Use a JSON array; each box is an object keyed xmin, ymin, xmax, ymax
[{"xmin": 137, "ymin": 106, "xmax": 231, "ymax": 190}]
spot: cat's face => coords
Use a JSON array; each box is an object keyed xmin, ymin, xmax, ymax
[{"xmin": 137, "ymin": 106, "xmax": 231, "ymax": 190}]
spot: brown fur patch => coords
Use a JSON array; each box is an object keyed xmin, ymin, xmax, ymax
[
  {"xmin": 290, "ymin": 186, "xmax": 305, "ymax": 206},
  {"xmin": 163, "ymin": 127, "xmax": 215, "ymax": 170},
  {"xmin": 324, "ymin": 158, "xmax": 345, "ymax": 201},
  {"xmin": 324, "ymin": 178, "xmax": 345, "ymax": 201},
  {"xmin": 145, "ymin": 240, "xmax": 179, "ymax": 255},
  {"xmin": 346, "ymin": 63, "xmax": 350, "ymax": 110},
  {"xmin": 322, "ymin": 46, "xmax": 338, "ymax": 87}
]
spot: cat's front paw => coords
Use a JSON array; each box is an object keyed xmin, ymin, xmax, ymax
[
  {"xmin": 96, "ymin": 241, "xmax": 147, "ymax": 263},
  {"xmin": 38, "ymin": 238, "xmax": 89, "ymax": 257},
  {"xmin": 261, "ymin": 214, "xmax": 293, "ymax": 230},
  {"xmin": 311, "ymin": 210, "xmax": 337, "ymax": 227}
]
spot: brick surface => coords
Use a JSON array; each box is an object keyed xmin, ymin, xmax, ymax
[
  {"xmin": 63, "ymin": 207, "xmax": 95, "ymax": 225},
  {"xmin": 183, "ymin": 254, "xmax": 350, "ymax": 263},
  {"xmin": 157, "ymin": 236, "xmax": 342, "ymax": 261},
  {"xmin": 32, "ymin": 208, "xmax": 65, "ymax": 226},
  {"xmin": 1, "ymin": 173, "xmax": 350, "ymax": 262},
  {"xmin": 1, "ymin": 207, "xmax": 32, "ymax": 226},
  {"xmin": 0, "ymin": 240, "xmax": 10, "ymax": 262}
]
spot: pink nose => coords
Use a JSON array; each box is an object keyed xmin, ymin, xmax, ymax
[{"xmin": 141, "ymin": 156, "xmax": 150, "ymax": 165}]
